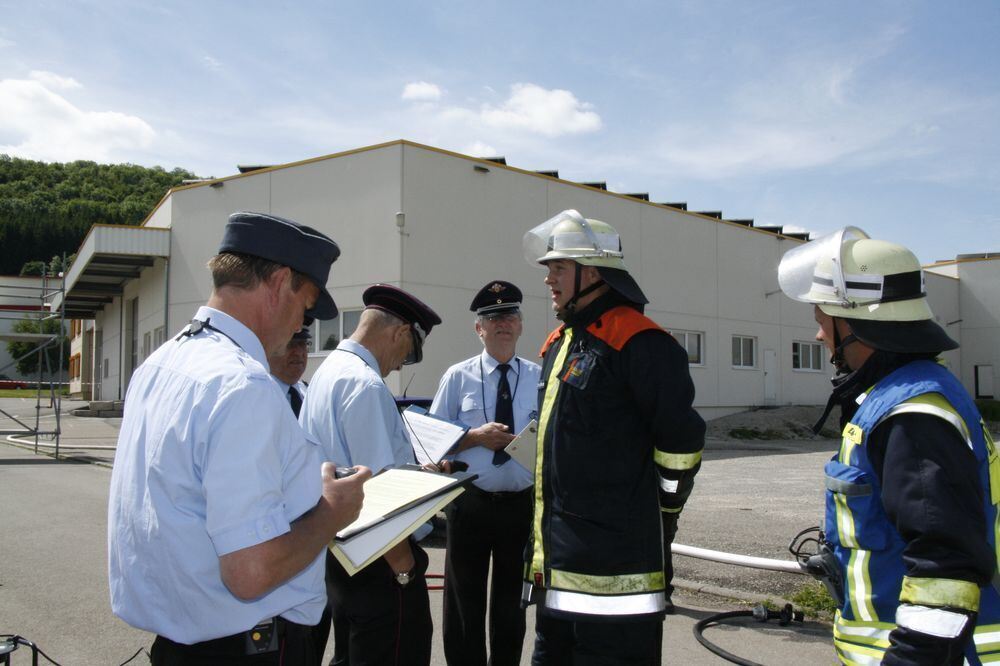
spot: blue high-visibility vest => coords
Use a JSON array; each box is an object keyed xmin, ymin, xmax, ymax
[{"xmin": 824, "ymin": 360, "xmax": 1000, "ymax": 665}]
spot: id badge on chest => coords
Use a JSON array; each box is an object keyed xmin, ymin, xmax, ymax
[{"xmin": 560, "ymin": 350, "xmax": 597, "ymax": 390}]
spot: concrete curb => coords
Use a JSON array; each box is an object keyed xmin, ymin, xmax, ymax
[
  {"xmin": 672, "ymin": 576, "xmax": 796, "ymax": 608},
  {"xmin": 2, "ymin": 437, "xmax": 115, "ymax": 469}
]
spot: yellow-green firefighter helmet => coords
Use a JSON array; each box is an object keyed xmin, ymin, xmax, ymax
[
  {"xmin": 778, "ymin": 226, "xmax": 956, "ymax": 352},
  {"xmin": 524, "ymin": 209, "xmax": 649, "ymax": 305},
  {"xmin": 523, "ymin": 209, "xmax": 627, "ymax": 270}
]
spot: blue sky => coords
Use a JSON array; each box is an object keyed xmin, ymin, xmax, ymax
[{"xmin": 2, "ymin": 1, "xmax": 998, "ymax": 263}]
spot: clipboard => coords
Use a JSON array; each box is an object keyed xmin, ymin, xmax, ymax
[
  {"xmin": 502, "ymin": 419, "xmax": 538, "ymax": 470},
  {"xmin": 330, "ymin": 467, "xmax": 478, "ymax": 575},
  {"xmin": 402, "ymin": 406, "xmax": 469, "ymax": 466}
]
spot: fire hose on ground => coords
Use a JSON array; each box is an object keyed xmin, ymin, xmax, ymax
[{"xmin": 674, "ymin": 527, "xmax": 842, "ymax": 666}]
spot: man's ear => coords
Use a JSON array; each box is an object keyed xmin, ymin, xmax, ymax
[
  {"xmin": 581, "ymin": 265, "xmax": 602, "ymax": 286},
  {"xmin": 396, "ymin": 322, "xmax": 411, "ymax": 344},
  {"xmin": 258, "ymin": 267, "xmax": 285, "ymax": 309},
  {"xmin": 836, "ymin": 317, "xmax": 853, "ymax": 338},
  {"xmin": 264, "ymin": 266, "xmax": 292, "ymax": 294}
]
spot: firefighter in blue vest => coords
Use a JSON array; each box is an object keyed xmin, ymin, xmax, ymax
[
  {"xmin": 778, "ymin": 227, "xmax": 1000, "ymax": 665},
  {"xmin": 521, "ymin": 210, "xmax": 706, "ymax": 664}
]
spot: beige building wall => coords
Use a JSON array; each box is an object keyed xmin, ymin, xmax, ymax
[
  {"xmin": 957, "ymin": 258, "xmax": 1000, "ymax": 398},
  {"xmin": 80, "ymin": 140, "xmax": 1000, "ymax": 414},
  {"xmin": 924, "ymin": 272, "xmax": 962, "ymax": 372}
]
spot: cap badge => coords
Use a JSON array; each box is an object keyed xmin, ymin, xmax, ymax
[{"xmin": 489, "ymin": 282, "xmax": 504, "ymax": 293}]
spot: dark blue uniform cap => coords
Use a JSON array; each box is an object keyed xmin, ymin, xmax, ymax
[
  {"xmin": 470, "ymin": 280, "xmax": 522, "ymax": 316},
  {"xmin": 219, "ymin": 212, "xmax": 340, "ymax": 320},
  {"xmin": 362, "ymin": 284, "xmax": 442, "ymax": 336}
]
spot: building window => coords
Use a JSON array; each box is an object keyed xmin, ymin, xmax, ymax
[
  {"xmin": 793, "ymin": 341, "xmax": 824, "ymax": 371},
  {"xmin": 670, "ymin": 330, "xmax": 704, "ymax": 365},
  {"xmin": 154, "ymin": 326, "xmax": 166, "ymax": 349},
  {"xmin": 143, "ymin": 332, "xmax": 151, "ymax": 360},
  {"xmin": 732, "ymin": 335, "xmax": 756, "ymax": 368},
  {"xmin": 308, "ymin": 309, "xmax": 363, "ymax": 353}
]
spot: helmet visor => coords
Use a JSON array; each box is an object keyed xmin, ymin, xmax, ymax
[
  {"xmin": 523, "ymin": 209, "xmax": 622, "ymax": 266},
  {"xmin": 778, "ymin": 226, "xmax": 870, "ymax": 306}
]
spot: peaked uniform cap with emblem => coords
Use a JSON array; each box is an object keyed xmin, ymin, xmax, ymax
[
  {"xmin": 362, "ymin": 284, "xmax": 442, "ymax": 336},
  {"xmin": 219, "ymin": 211, "xmax": 340, "ymax": 320},
  {"xmin": 471, "ymin": 281, "xmax": 522, "ymax": 316},
  {"xmin": 778, "ymin": 226, "xmax": 957, "ymax": 353}
]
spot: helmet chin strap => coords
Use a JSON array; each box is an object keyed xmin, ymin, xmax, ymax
[
  {"xmin": 830, "ymin": 318, "xmax": 859, "ymax": 373},
  {"xmin": 811, "ymin": 317, "xmax": 861, "ymax": 435},
  {"xmin": 562, "ymin": 263, "xmax": 605, "ymax": 316}
]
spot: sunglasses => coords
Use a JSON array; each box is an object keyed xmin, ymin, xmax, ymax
[{"xmin": 403, "ymin": 323, "xmax": 426, "ymax": 365}]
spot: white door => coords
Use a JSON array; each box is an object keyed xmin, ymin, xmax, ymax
[{"xmin": 764, "ymin": 349, "xmax": 777, "ymax": 405}]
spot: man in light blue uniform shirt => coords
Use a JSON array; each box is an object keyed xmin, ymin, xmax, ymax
[
  {"xmin": 300, "ymin": 283, "xmax": 442, "ymax": 666},
  {"xmin": 269, "ymin": 324, "xmax": 311, "ymax": 417},
  {"xmin": 108, "ymin": 212, "xmax": 369, "ymax": 665},
  {"xmin": 429, "ymin": 280, "xmax": 540, "ymax": 666}
]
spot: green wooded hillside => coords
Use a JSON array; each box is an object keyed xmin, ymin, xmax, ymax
[{"xmin": 0, "ymin": 154, "xmax": 199, "ymax": 275}]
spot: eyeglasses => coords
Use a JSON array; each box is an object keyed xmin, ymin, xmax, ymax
[
  {"xmin": 481, "ymin": 312, "xmax": 521, "ymax": 323},
  {"xmin": 403, "ymin": 324, "xmax": 426, "ymax": 365}
]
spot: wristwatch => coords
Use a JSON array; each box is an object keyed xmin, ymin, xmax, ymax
[{"xmin": 394, "ymin": 571, "xmax": 412, "ymax": 587}]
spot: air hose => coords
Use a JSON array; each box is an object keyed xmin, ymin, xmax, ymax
[
  {"xmin": 692, "ymin": 603, "xmax": 805, "ymax": 666},
  {"xmin": 677, "ymin": 527, "xmax": 838, "ymax": 665}
]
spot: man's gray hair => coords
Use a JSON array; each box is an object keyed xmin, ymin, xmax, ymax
[{"xmin": 363, "ymin": 307, "xmax": 406, "ymax": 330}]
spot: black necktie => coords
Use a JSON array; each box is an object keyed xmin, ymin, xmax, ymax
[
  {"xmin": 493, "ymin": 363, "xmax": 513, "ymax": 465},
  {"xmin": 288, "ymin": 386, "xmax": 302, "ymax": 418}
]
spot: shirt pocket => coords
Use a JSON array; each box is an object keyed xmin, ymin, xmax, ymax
[
  {"xmin": 514, "ymin": 385, "xmax": 539, "ymax": 421},
  {"xmin": 460, "ymin": 393, "xmax": 486, "ymax": 421},
  {"xmin": 824, "ymin": 459, "xmax": 887, "ymax": 551}
]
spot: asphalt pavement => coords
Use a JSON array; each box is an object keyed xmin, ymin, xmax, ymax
[{"xmin": 0, "ymin": 396, "xmax": 837, "ymax": 664}]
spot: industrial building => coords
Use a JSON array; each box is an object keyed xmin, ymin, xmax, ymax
[{"xmin": 43, "ymin": 140, "xmax": 998, "ymax": 417}]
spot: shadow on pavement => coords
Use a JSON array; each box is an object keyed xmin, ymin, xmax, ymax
[
  {"xmin": 704, "ymin": 438, "xmax": 838, "ymax": 462},
  {"xmin": 0, "ymin": 456, "xmax": 91, "ymax": 466}
]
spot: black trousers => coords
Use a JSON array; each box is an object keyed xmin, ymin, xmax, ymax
[
  {"xmin": 150, "ymin": 617, "xmax": 321, "ymax": 665},
  {"xmin": 531, "ymin": 614, "xmax": 663, "ymax": 666},
  {"xmin": 443, "ymin": 486, "xmax": 532, "ymax": 666},
  {"xmin": 326, "ymin": 539, "xmax": 432, "ymax": 666}
]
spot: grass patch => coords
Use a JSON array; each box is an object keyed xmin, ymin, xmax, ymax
[
  {"xmin": 790, "ymin": 580, "xmax": 838, "ymax": 619},
  {"xmin": 0, "ymin": 389, "xmax": 69, "ymax": 398},
  {"xmin": 728, "ymin": 427, "xmax": 787, "ymax": 440}
]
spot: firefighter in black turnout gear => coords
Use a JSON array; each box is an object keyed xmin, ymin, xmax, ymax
[
  {"xmin": 778, "ymin": 227, "xmax": 1000, "ymax": 665},
  {"xmin": 521, "ymin": 210, "xmax": 706, "ymax": 665}
]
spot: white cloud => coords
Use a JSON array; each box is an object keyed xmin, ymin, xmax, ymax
[
  {"xmin": 29, "ymin": 70, "xmax": 82, "ymax": 90},
  {"xmin": 0, "ymin": 37, "xmax": 15, "ymax": 48},
  {"xmin": 463, "ymin": 141, "xmax": 498, "ymax": 157},
  {"xmin": 479, "ymin": 83, "xmax": 601, "ymax": 137},
  {"xmin": 402, "ymin": 81, "xmax": 442, "ymax": 102},
  {"xmin": 203, "ymin": 55, "xmax": 223, "ymax": 72},
  {"xmin": 0, "ymin": 76, "xmax": 155, "ymax": 163}
]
